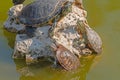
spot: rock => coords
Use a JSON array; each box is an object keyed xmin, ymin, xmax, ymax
[
  {"xmin": 8, "ymin": 4, "xmax": 23, "ymax": 18},
  {"xmin": 4, "ymin": 4, "xmax": 25, "ymax": 33},
  {"xmin": 4, "ymin": 17, "xmax": 25, "ymax": 33},
  {"xmin": 13, "ymin": 26, "xmax": 56, "ymax": 64},
  {"xmin": 52, "ymin": 6, "xmax": 89, "ymax": 58},
  {"xmin": 5, "ymin": 4, "xmax": 94, "ymax": 64}
]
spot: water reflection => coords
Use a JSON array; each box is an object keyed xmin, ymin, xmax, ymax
[
  {"xmin": 3, "ymin": 28, "xmax": 16, "ymax": 49},
  {"xmin": 13, "ymin": 55, "xmax": 96, "ymax": 80}
]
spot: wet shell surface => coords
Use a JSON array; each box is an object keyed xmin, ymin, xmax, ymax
[
  {"xmin": 84, "ymin": 23, "xmax": 102, "ymax": 54},
  {"xmin": 56, "ymin": 45, "xmax": 80, "ymax": 71},
  {"xmin": 18, "ymin": 0, "xmax": 69, "ymax": 25}
]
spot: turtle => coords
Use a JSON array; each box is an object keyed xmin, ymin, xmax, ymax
[
  {"xmin": 52, "ymin": 44, "xmax": 80, "ymax": 71},
  {"xmin": 12, "ymin": 0, "xmax": 25, "ymax": 5},
  {"xmin": 83, "ymin": 22, "xmax": 102, "ymax": 54},
  {"xmin": 17, "ymin": 0, "xmax": 74, "ymax": 37},
  {"xmin": 77, "ymin": 20, "xmax": 102, "ymax": 54}
]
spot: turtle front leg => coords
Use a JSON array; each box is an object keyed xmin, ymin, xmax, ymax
[
  {"xmin": 50, "ymin": 43, "xmax": 59, "ymax": 68},
  {"xmin": 47, "ymin": 57, "xmax": 58, "ymax": 68},
  {"xmin": 53, "ymin": 57, "xmax": 58, "ymax": 68}
]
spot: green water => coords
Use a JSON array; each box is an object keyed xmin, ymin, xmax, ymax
[{"xmin": 0, "ymin": 0, "xmax": 120, "ymax": 80}]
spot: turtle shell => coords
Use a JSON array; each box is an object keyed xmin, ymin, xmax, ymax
[
  {"xmin": 56, "ymin": 45, "xmax": 80, "ymax": 71},
  {"xmin": 77, "ymin": 21, "xmax": 102, "ymax": 54},
  {"xmin": 84, "ymin": 24, "xmax": 102, "ymax": 54},
  {"xmin": 18, "ymin": 0, "xmax": 68, "ymax": 25}
]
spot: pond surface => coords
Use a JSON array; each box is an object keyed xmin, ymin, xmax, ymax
[{"xmin": 0, "ymin": 0, "xmax": 120, "ymax": 80}]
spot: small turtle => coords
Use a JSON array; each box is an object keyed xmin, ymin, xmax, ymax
[
  {"xmin": 17, "ymin": 0, "xmax": 73, "ymax": 37},
  {"xmin": 53, "ymin": 44, "xmax": 80, "ymax": 71},
  {"xmin": 83, "ymin": 22, "xmax": 102, "ymax": 54},
  {"xmin": 12, "ymin": 0, "xmax": 25, "ymax": 5},
  {"xmin": 77, "ymin": 21, "xmax": 102, "ymax": 54}
]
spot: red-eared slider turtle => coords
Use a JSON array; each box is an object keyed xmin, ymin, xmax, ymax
[
  {"xmin": 77, "ymin": 21, "xmax": 102, "ymax": 54},
  {"xmin": 83, "ymin": 22, "xmax": 102, "ymax": 54},
  {"xmin": 55, "ymin": 44, "xmax": 80, "ymax": 71},
  {"xmin": 17, "ymin": 0, "xmax": 73, "ymax": 37},
  {"xmin": 12, "ymin": 0, "xmax": 25, "ymax": 5}
]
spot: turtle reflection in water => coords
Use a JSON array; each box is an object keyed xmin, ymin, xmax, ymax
[{"xmin": 14, "ymin": 0, "xmax": 82, "ymax": 71}]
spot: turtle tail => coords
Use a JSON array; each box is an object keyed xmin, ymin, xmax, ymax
[{"xmin": 25, "ymin": 26, "xmax": 36, "ymax": 38}]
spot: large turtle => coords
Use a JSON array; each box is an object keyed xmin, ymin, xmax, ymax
[{"xmin": 17, "ymin": 0, "xmax": 74, "ymax": 37}]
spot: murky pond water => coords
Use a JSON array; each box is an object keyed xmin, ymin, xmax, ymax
[{"xmin": 0, "ymin": 0, "xmax": 120, "ymax": 80}]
